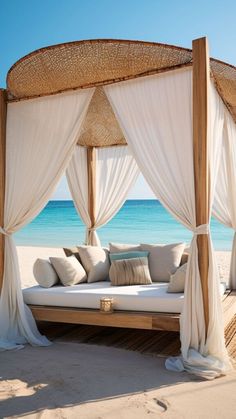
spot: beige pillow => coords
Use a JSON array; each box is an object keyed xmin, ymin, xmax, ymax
[
  {"xmin": 33, "ymin": 258, "xmax": 59, "ymax": 288},
  {"xmin": 50, "ymin": 255, "xmax": 87, "ymax": 286},
  {"xmin": 109, "ymin": 242, "xmax": 141, "ymax": 253},
  {"xmin": 109, "ymin": 257, "xmax": 152, "ymax": 286},
  {"xmin": 167, "ymin": 263, "xmax": 187, "ymax": 293},
  {"xmin": 77, "ymin": 246, "xmax": 110, "ymax": 283},
  {"xmin": 180, "ymin": 252, "xmax": 188, "ymax": 266},
  {"xmin": 63, "ymin": 246, "xmax": 81, "ymax": 261},
  {"xmin": 140, "ymin": 242, "xmax": 185, "ymax": 282}
]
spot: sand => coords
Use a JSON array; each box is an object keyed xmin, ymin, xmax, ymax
[
  {"xmin": 0, "ymin": 246, "xmax": 235, "ymax": 419},
  {"xmin": 1, "ymin": 343, "xmax": 236, "ymax": 419}
]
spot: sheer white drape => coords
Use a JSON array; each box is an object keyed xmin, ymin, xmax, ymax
[
  {"xmin": 105, "ymin": 68, "xmax": 232, "ymax": 378},
  {"xmin": 0, "ymin": 89, "xmax": 94, "ymax": 350},
  {"xmin": 66, "ymin": 146, "xmax": 92, "ymax": 241},
  {"xmin": 66, "ymin": 145, "xmax": 139, "ymax": 245},
  {"xmin": 213, "ymin": 111, "xmax": 236, "ymax": 289}
]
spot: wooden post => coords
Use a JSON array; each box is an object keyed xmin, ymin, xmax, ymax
[
  {"xmin": 87, "ymin": 147, "xmax": 96, "ymax": 242},
  {"xmin": 193, "ymin": 37, "xmax": 210, "ymax": 332},
  {"xmin": 0, "ymin": 89, "xmax": 7, "ymax": 294}
]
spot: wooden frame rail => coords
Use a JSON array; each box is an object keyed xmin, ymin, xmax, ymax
[
  {"xmin": 28, "ymin": 291, "xmax": 236, "ymax": 333},
  {"xmin": 29, "ymin": 305, "xmax": 181, "ymax": 332}
]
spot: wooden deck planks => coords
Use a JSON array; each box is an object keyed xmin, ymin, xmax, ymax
[{"xmin": 222, "ymin": 290, "xmax": 236, "ymax": 327}]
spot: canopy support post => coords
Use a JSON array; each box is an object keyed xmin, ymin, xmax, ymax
[
  {"xmin": 0, "ymin": 89, "xmax": 6, "ymax": 294},
  {"xmin": 87, "ymin": 147, "xmax": 96, "ymax": 243},
  {"xmin": 193, "ymin": 37, "xmax": 210, "ymax": 332}
]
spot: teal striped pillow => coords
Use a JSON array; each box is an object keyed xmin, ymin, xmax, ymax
[{"xmin": 109, "ymin": 251, "xmax": 149, "ymax": 262}]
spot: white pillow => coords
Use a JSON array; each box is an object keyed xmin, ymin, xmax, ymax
[
  {"xmin": 109, "ymin": 242, "xmax": 141, "ymax": 253},
  {"xmin": 77, "ymin": 246, "xmax": 110, "ymax": 283},
  {"xmin": 167, "ymin": 263, "xmax": 187, "ymax": 293},
  {"xmin": 33, "ymin": 258, "xmax": 59, "ymax": 288},
  {"xmin": 50, "ymin": 255, "xmax": 87, "ymax": 286},
  {"xmin": 140, "ymin": 242, "xmax": 185, "ymax": 282}
]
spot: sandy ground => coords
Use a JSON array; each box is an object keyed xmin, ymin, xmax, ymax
[
  {"xmin": 1, "ymin": 343, "xmax": 236, "ymax": 419},
  {"xmin": 0, "ymin": 246, "xmax": 235, "ymax": 419}
]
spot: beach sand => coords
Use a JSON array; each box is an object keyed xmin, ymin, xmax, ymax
[
  {"xmin": 0, "ymin": 246, "xmax": 235, "ymax": 419},
  {"xmin": 1, "ymin": 343, "xmax": 236, "ymax": 419}
]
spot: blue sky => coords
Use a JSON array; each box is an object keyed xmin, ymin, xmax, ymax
[{"xmin": 1, "ymin": 0, "xmax": 236, "ymax": 199}]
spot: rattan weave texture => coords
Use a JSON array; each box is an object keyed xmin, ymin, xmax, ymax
[
  {"xmin": 6, "ymin": 39, "xmax": 236, "ymax": 147},
  {"xmin": 79, "ymin": 87, "xmax": 126, "ymax": 147},
  {"xmin": 7, "ymin": 40, "xmax": 193, "ymax": 99}
]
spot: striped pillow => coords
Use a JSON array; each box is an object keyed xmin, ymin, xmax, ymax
[{"xmin": 109, "ymin": 257, "xmax": 152, "ymax": 286}]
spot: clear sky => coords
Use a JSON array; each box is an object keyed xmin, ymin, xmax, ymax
[{"xmin": 1, "ymin": 0, "xmax": 236, "ymax": 200}]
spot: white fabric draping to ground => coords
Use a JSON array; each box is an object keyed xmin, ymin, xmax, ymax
[
  {"xmin": 0, "ymin": 88, "xmax": 94, "ymax": 350},
  {"xmin": 105, "ymin": 68, "xmax": 232, "ymax": 379},
  {"xmin": 213, "ymin": 110, "xmax": 236, "ymax": 289},
  {"xmin": 66, "ymin": 145, "xmax": 139, "ymax": 245}
]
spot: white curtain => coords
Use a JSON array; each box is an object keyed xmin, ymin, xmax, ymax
[
  {"xmin": 213, "ymin": 110, "xmax": 236, "ymax": 289},
  {"xmin": 105, "ymin": 68, "xmax": 232, "ymax": 378},
  {"xmin": 66, "ymin": 145, "xmax": 139, "ymax": 245},
  {"xmin": 0, "ymin": 88, "xmax": 94, "ymax": 350}
]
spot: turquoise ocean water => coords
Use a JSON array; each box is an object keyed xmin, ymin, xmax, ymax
[{"xmin": 14, "ymin": 200, "xmax": 233, "ymax": 250}]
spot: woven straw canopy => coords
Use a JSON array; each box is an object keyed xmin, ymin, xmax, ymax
[
  {"xmin": 6, "ymin": 39, "xmax": 236, "ymax": 147},
  {"xmin": 79, "ymin": 87, "xmax": 126, "ymax": 147}
]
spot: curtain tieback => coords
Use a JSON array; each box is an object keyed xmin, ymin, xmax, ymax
[
  {"xmin": 88, "ymin": 227, "xmax": 96, "ymax": 232},
  {"xmin": 193, "ymin": 224, "xmax": 209, "ymax": 235},
  {"xmin": 0, "ymin": 227, "xmax": 10, "ymax": 236}
]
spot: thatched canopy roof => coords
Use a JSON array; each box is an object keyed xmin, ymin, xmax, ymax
[
  {"xmin": 79, "ymin": 87, "xmax": 126, "ymax": 147},
  {"xmin": 6, "ymin": 39, "xmax": 236, "ymax": 147}
]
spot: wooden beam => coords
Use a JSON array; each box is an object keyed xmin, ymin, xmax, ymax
[
  {"xmin": 87, "ymin": 147, "xmax": 96, "ymax": 243},
  {"xmin": 0, "ymin": 90, "xmax": 7, "ymax": 294},
  {"xmin": 28, "ymin": 305, "xmax": 181, "ymax": 331},
  {"xmin": 26, "ymin": 290, "xmax": 236, "ymax": 333},
  {"xmin": 192, "ymin": 37, "xmax": 210, "ymax": 332}
]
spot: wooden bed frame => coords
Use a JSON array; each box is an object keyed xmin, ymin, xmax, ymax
[{"xmin": 28, "ymin": 290, "xmax": 236, "ymax": 333}]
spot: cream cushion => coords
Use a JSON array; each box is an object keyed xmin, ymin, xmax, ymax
[
  {"xmin": 23, "ymin": 282, "xmax": 226, "ymax": 314},
  {"xmin": 50, "ymin": 256, "xmax": 87, "ymax": 286},
  {"xmin": 77, "ymin": 246, "xmax": 110, "ymax": 283},
  {"xmin": 109, "ymin": 257, "xmax": 152, "ymax": 286},
  {"xmin": 33, "ymin": 258, "xmax": 59, "ymax": 288},
  {"xmin": 109, "ymin": 242, "xmax": 141, "ymax": 253},
  {"xmin": 167, "ymin": 263, "xmax": 187, "ymax": 293},
  {"xmin": 140, "ymin": 242, "xmax": 185, "ymax": 281}
]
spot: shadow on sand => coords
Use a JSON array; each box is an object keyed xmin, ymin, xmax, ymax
[{"xmin": 0, "ymin": 340, "xmax": 197, "ymax": 417}]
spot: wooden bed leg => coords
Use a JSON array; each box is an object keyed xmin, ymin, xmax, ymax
[
  {"xmin": 0, "ymin": 89, "xmax": 6, "ymax": 295},
  {"xmin": 193, "ymin": 37, "xmax": 210, "ymax": 332}
]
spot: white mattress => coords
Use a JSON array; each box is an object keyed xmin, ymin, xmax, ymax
[{"xmin": 23, "ymin": 281, "xmax": 227, "ymax": 314}]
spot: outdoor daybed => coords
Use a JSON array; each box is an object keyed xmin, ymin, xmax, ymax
[
  {"xmin": 1, "ymin": 36, "xmax": 236, "ymax": 379},
  {"xmin": 22, "ymin": 246, "xmax": 229, "ymax": 332}
]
